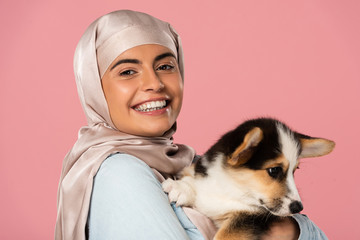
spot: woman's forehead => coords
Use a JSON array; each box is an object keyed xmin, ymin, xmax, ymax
[
  {"xmin": 117, "ymin": 44, "xmax": 176, "ymax": 59},
  {"xmin": 96, "ymin": 26, "xmax": 178, "ymax": 78}
]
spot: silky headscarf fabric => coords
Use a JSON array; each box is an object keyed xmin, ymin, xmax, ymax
[{"xmin": 55, "ymin": 10, "xmax": 208, "ymax": 240}]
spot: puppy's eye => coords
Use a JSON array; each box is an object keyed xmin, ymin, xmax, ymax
[{"xmin": 267, "ymin": 167, "xmax": 283, "ymax": 179}]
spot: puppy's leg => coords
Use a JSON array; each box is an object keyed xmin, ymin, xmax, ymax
[
  {"xmin": 162, "ymin": 176, "xmax": 196, "ymax": 207},
  {"xmin": 214, "ymin": 212, "xmax": 278, "ymax": 240},
  {"xmin": 214, "ymin": 215, "xmax": 257, "ymax": 240}
]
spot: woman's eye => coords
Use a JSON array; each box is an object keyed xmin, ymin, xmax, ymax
[
  {"xmin": 120, "ymin": 70, "xmax": 136, "ymax": 76},
  {"xmin": 157, "ymin": 64, "xmax": 174, "ymax": 71},
  {"xmin": 267, "ymin": 167, "xmax": 283, "ymax": 179}
]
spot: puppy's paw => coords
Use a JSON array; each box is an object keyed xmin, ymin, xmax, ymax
[{"xmin": 162, "ymin": 178, "xmax": 196, "ymax": 207}]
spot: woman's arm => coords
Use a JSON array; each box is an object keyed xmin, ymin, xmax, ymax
[
  {"xmin": 87, "ymin": 153, "xmax": 202, "ymax": 240},
  {"xmin": 292, "ymin": 214, "xmax": 328, "ymax": 240}
]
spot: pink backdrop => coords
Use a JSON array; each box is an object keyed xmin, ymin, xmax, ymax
[{"xmin": 1, "ymin": 0, "xmax": 359, "ymax": 239}]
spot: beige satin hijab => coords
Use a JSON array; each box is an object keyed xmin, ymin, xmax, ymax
[{"xmin": 55, "ymin": 10, "xmax": 216, "ymax": 240}]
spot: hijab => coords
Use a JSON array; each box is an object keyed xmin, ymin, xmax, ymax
[{"xmin": 54, "ymin": 10, "xmax": 214, "ymax": 240}]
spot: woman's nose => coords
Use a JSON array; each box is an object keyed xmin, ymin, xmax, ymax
[{"xmin": 141, "ymin": 69, "xmax": 164, "ymax": 92}]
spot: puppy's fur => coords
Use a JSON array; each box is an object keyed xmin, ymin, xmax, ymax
[{"xmin": 163, "ymin": 118, "xmax": 335, "ymax": 239}]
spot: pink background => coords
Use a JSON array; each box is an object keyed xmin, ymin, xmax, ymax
[{"xmin": 1, "ymin": 0, "xmax": 359, "ymax": 239}]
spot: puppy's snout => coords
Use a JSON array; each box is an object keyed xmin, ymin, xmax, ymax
[{"xmin": 289, "ymin": 201, "xmax": 303, "ymax": 214}]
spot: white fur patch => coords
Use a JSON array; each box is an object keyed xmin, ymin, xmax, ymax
[
  {"xmin": 276, "ymin": 123, "xmax": 300, "ymax": 168},
  {"xmin": 192, "ymin": 154, "xmax": 260, "ymax": 222},
  {"xmin": 276, "ymin": 123, "xmax": 302, "ymax": 204}
]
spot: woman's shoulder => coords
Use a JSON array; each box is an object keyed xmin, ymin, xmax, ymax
[
  {"xmin": 105, "ymin": 152, "xmax": 137, "ymax": 161},
  {"xmin": 92, "ymin": 152, "xmax": 162, "ymax": 199},
  {"xmin": 102, "ymin": 152, "xmax": 151, "ymax": 167},
  {"xmin": 96, "ymin": 152, "xmax": 153, "ymax": 179}
]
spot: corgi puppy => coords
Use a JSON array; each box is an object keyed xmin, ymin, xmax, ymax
[{"xmin": 163, "ymin": 118, "xmax": 335, "ymax": 239}]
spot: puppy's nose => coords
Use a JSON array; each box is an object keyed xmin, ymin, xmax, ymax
[{"xmin": 289, "ymin": 201, "xmax": 303, "ymax": 214}]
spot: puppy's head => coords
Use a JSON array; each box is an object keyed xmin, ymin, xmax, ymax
[{"xmin": 223, "ymin": 118, "xmax": 335, "ymax": 216}]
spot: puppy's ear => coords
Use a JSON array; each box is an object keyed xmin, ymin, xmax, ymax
[
  {"xmin": 227, "ymin": 127, "xmax": 263, "ymax": 167},
  {"xmin": 298, "ymin": 134, "xmax": 335, "ymax": 158}
]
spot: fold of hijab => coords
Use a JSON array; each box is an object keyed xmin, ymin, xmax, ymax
[{"xmin": 55, "ymin": 10, "xmax": 203, "ymax": 240}]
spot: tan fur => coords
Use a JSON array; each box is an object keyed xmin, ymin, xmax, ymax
[
  {"xmin": 226, "ymin": 154, "xmax": 294, "ymax": 204},
  {"xmin": 180, "ymin": 164, "xmax": 195, "ymax": 177},
  {"xmin": 226, "ymin": 166, "xmax": 287, "ymax": 210},
  {"xmin": 261, "ymin": 155, "xmax": 289, "ymax": 171}
]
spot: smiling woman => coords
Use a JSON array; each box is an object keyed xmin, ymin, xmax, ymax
[
  {"xmin": 55, "ymin": 9, "xmax": 328, "ymax": 240},
  {"xmin": 101, "ymin": 44, "xmax": 184, "ymax": 137},
  {"xmin": 55, "ymin": 10, "xmax": 208, "ymax": 240}
]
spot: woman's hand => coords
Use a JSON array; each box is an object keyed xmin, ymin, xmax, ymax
[{"xmin": 261, "ymin": 217, "xmax": 300, "ymax": 240}]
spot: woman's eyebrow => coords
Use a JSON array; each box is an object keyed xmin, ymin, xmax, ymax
[
  {"xmin": 154, "ymin": 52, "xmax": 176, "ymax": 62},
  {"xmin": 110, "ymin": 59, "xmax": 141, "ymax": 71}
]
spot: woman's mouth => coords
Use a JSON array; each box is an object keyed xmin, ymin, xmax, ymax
[{"xmin": 133, "ymin": 100, "xmax": 169, "ymax": 112}]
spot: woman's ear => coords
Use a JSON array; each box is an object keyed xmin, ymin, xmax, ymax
[{"xmin": 298, "ymin": 135, "xmax": 335, "ymax": 159}]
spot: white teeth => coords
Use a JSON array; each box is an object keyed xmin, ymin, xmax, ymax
[{"xmin": 134, "ymin": 100, "xmax": 167, "ymax": 112}]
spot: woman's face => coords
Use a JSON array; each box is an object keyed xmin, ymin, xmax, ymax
[{"xmin": 101, "ymin": 44, "xmax": 183, "ymax": 137}]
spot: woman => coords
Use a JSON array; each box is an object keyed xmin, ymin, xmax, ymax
[{"xmin": 55, "ymin": 10, "xmax": 327, "ymax": 240}]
